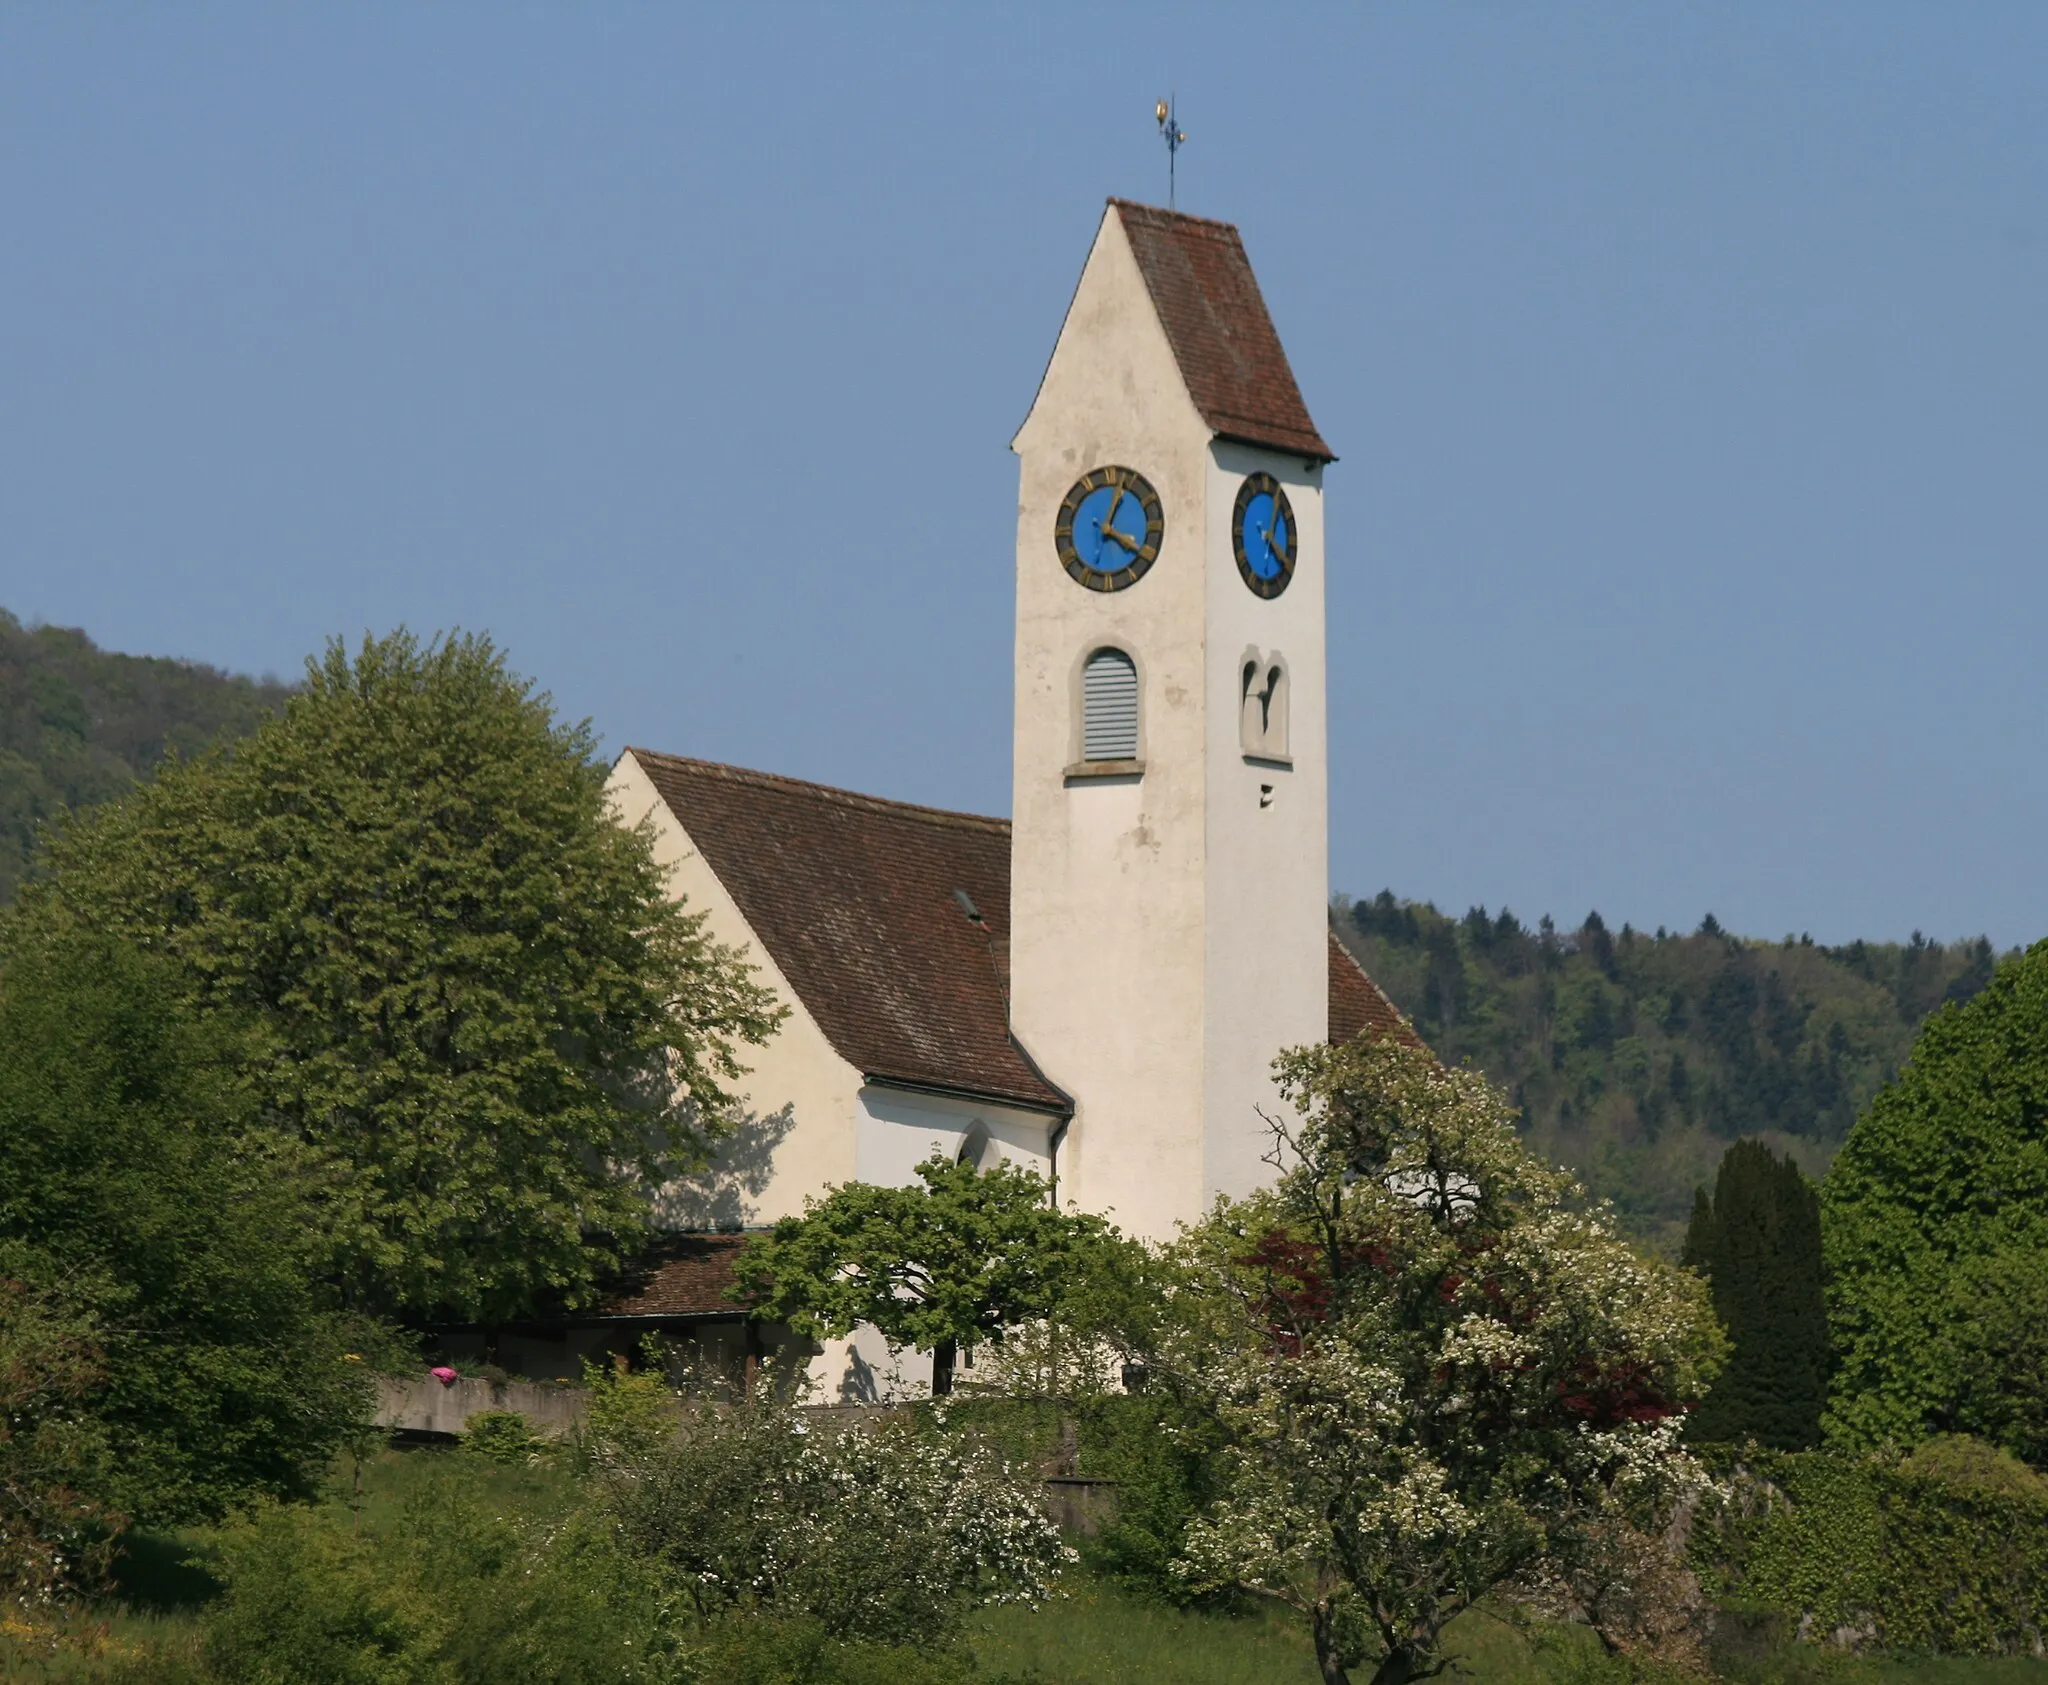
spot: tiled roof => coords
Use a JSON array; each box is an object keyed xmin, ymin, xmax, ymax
[
  {"xmin": 598, "ymin": 1233, "xmax": 748, "ymax": 1319},
  {"xmin": 1329, "ymin": 931, "xmax": 1423, "ymax": 1049},
  {"xmin": 627, "ymin": 751, "xmax": 1413, "ymax": 1110},
  {"xmin": 627, "ymin": 751, "xmax": 1071, "ymax": 1115},
  {"xmin": 1111, "ymin": 199, "xmax": 1335, "ymax": 464}
]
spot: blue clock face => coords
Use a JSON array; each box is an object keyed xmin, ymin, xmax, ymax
[
  {"xmin": 1055, "ymin": 466, "xmax": 1163, "ymax": 592},
  {"xmin": 1233, "ymin": 473, "xmax": 1297, "ymax": 599}
]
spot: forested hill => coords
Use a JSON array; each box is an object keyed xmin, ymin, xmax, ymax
[
  {"xmin": 1336, "ymin": 891, "xmax": 2006, "ymax": 1253},
  {"xmin": 0, "ymin": 611, "xmax": 292, "ymax": 901}
]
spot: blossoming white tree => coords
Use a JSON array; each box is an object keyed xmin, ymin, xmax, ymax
[{"xmin": 1167, "ymin": 1034, "xmax": 1722, "ymax": 1685}]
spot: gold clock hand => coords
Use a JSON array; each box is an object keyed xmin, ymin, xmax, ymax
[
  {"xmin": 1100, "ymin": 524, "xmax": 1141, "ymax": 554},
  {"xmin": 1264, "ymin": 498, "xmax": 1288, "ymax": 560},
  {"xmin": 1100, "ymin": 478, "xmax": 1125, "ymax": 542}
]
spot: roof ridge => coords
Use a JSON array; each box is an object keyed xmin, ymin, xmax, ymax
[
  {"xmin": 623, "ymin": 748, "xmax": 1012, "ymax": 838},
  {"xmin": 1108, "ymin": 197, "xmax": 1243, "ymax": 237}
]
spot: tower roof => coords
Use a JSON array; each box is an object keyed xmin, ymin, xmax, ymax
[{"xmin": 1109, "ymin": 199, "xmax": 1335, "ymax": 464}]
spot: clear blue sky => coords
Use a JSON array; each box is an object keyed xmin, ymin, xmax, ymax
[{"xmin": 4, "ymin": 6, "xmax": 2044, "ymax": 946}]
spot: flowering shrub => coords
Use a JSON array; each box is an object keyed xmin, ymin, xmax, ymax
[
  {"xmin": 583, "ymin": 1366, "xmax": 1070, "ymax": 1646},
  {"xmin": 1166, "ymin": 1034, "xmax": 1724, "ymax": 1685}
]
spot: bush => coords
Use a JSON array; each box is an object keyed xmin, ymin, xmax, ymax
[
  {"xmin": 1895, "ymin": 1434, "xmax": 2048, "ymax": 1505},
  {"xmin": 411, "ymin": 1499, "xmax": 682, "ymax": 1685},
  {"xmin": 195, "ymin": 1465, "xmax": 683, "ymax": 1685},
  {"xmin": 925, "ymin": 1392, "xmax": 1230, "ymax": 1605},
  {"xmin": 202, "ymin": 1503, "xmax": 448, "ymax": 1684},
  {"xmin": 0, "ymin": 1274, "xmax": 119, "ymax": 1607},
  {"xmin": 111, "ymin": 1437, "xmax": 1045, "ymax": 1685},
  {"xmin": 0, "ymin": 930, "xmax": 372, "ymax": 1525},
  {"xmin": 459, "ymin": 1411, "xmax": 546, "ymax": 1466},
  {"xmin": 1698, "ymin": 1439, "xmax": 2048, "ymax": 1654},
  {"xmin": 679, "ymin": 1617, "xmax": 994, "ymax": 1685},
  {"xmin": 583, "ymin": 1365, "xmax": 1070, "ymax": 1646}
]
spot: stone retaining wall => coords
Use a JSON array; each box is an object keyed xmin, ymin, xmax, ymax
[{"xmin": 375, "ymin": 1374, "xmax": 587, "ymax": 1438}]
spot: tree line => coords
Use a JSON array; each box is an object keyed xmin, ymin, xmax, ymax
[{"xmin": 1338, "ymin": 890, "xmax": 2004, "ymax": 1251}]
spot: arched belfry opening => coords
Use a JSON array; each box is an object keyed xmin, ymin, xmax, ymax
[{"xmin": 1239, "ymin": 649, "xmax": 1289, "ymax": 762}]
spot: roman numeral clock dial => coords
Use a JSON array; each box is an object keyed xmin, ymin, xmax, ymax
[{"xmin": 1055, "ymin": 466, "xmax": 1163, "ymax": 592}]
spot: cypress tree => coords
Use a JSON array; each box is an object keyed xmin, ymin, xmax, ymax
[{"xmin": 1683, "ymin": 1139, "xmax": 1829, "ymax": 1448}]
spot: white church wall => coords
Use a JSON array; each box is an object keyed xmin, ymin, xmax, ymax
[
  {"xmin": 1199, "ymin": 438, "xmax": 1331, "ymax": 1204},
  {"xmin": 854, "ymin": 1085, "xmax": 1054, "ymax": 1187},
  {"xmin": 811, "ymin": 1325, "xmax": 933, "ymax": 1405},
  {"xmin": 1008, "ymin": 204, "xmax": 1218, "ymax": 1244},
  {"xmin": 606, "ymin": 752, "xmax": 864, "ymax": 1229}
]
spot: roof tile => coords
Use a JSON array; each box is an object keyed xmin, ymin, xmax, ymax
[
  {"xmin": 629, "ymin": 752, "xmax": 1413, "ymax": 1114},
  {"xmin": 598, "ymin": 1233, "xmax": 747, "ymax": 1318},
  {"xmin": 1112, "ymin": 199, "xmax": 1334, "ymax": 463},
  {"xmin": 1328, "ymin": 931, "xmax": 1423, "ymax": 1049},
  {"xmin": 629, "ymin": 751, "xmax": 1070, "ymax": 1114}
]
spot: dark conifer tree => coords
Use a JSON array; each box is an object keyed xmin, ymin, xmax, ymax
[{"xmin": 1682, "ymin": 1138, "xmax": 1829, "ymax": 1448}]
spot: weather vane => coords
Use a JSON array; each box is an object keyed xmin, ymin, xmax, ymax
[{"xmin": 1155, "ymin": 95, "xmax": 1186, "ymax": 210}]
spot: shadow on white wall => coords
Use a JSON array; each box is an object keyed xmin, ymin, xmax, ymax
[{"xmin": 651, "ymin": 1103, "xmax": 795, "ymax": 1230}]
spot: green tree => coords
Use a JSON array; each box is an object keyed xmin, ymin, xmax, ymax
[
  {"xmin": 1823, "ymin": 938, "xmax": 2048, "ymax": 1456},
  {"xmin": 1166, "ymin": 1034, "xmax": 1722, "ymax": 1685},
  {"xmin": 1681, "ymin": 1138, "xmax": 1828, "ymax": 1448},
  {"xmin": 733, "ymin": 1155, "xmax": 1109, "ymax": 1394},
  {"xmin": 0, "ymin": 929, "xmax": 368, "ymax": 1523},
  {"xmin": 14, "ymin": 630, "xmax": 783, "ymax": 1323}
]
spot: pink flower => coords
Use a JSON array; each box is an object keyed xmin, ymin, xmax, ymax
[{"xmin": 430, "ymin": 1366, "xmax": 459, "ymax": 1387}]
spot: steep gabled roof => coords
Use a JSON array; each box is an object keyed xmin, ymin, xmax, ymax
[
  {"xmin": 627, "ymin": 752, "xmax": 1413, "ymax": 1116},
  {"xmin": 1329, "ymin": 931, "xmax": 1422, "ymax": 1050},
  {"xmin": 1111, "ymin": 199, "xmax": 1335, "ymax": 464},
  {"xmin": 627, "ymin": 751, "xmax": 1070, "ymax": 1116}
]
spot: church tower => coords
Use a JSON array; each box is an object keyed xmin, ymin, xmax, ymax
[{"xmin": 1008, "ymin": 200, "xmax": 1335, "ymax": 1242}]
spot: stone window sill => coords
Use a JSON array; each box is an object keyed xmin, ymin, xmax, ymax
[
  {"xmin": 1244, "ymin": 753, "xmax": 1293, "ymax": 770},
  {"xmin": 1064, "ymin": 759, "xmax": 1145, "ymax": 783}
]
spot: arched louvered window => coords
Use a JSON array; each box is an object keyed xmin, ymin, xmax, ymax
[{"xmin": 1081, "ymin": 647, "xmax": 1139, "ymax": 762}]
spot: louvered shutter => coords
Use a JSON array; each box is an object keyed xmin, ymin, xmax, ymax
[{"xmin": 1082, "ymin": 648, "xmax": 1139, "ymax": 761}]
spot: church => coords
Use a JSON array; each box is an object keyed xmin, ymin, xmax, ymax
[{"xmin": 457, "ymin": 200, "xmax": 1410, "ymax": 1396}]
